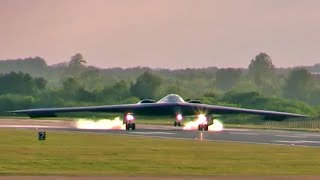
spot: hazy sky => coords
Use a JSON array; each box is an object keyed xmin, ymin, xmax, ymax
[{"xmin": 1, "ymin": 0, "xmax": 320, "ymax": 69}]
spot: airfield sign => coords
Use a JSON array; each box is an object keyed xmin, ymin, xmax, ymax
[{"xmin": 38, "ymin": 131, "xmax": 46, "ymax": 140}]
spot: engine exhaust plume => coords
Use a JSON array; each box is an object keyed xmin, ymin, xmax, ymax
[
  {"xmin": 75, "ymin": 117, "xmax": 125, "ymax": 130},
  {"xmin": 208, "ymin": 119, "xmax": 224, "ymax": 131},
  {"xmin": 183, "ymin": 119, "xmax": 200, "ymax": 130},
  {"xmin": 183, "ymin": 118, "xmax": 224, "ymax": 131},
  {"xmin": 183, "ymin": 114, "xmax": 206, "ymax": 130}
]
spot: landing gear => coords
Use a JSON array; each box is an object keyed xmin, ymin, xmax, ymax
[
  {"xmin": 174, "ymin": 121, "xmax": 181, "ymax": 127},
  {"xmin": 204, "ymin": 124, "xmax": 208, "ymax": 131},
  {"xmin": 126, "ymin": 123, "xmax": 136, "ymax": 130},
  {"xmin": 198, "ymin": 124, "xmax": 208, "ymax": 131},
  {"xmin": 174, "ymin": 113, "xmax": 183, "ymax": 127},
  {"xmin": 124, "ymin": 113, "xmax": 136, "ymax": 131}
]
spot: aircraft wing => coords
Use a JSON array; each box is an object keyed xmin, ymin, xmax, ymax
[
  {"xmin": 9, "ymin": 103, "xmax": 179, "ymax": 118},
  {"xmin": 10, "ymin": 102, "xmax": 308, "ymax": 120},
  {"xmin": 180, "ymin": 103, "xmax": 309, "ymax": 120}
]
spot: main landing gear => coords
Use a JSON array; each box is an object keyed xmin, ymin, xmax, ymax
[
  {"xmin": 125, "ymin": 123, "xmax": 136, "ymax": 130},
  {"xmin": 174, "ymin": 113, "xmax": 183, "ymax": 127},
  {"xmin": 197, "ymin": 114, "xmax": 210, "ymax": 131},
  {"xmin": 198, "ymin": 124, "xmax": 209, "ymax": 131},
  {"xmin": 174, "ymin": 121, "xmax": 181, "ymax": 127},
  {"xmin": 124, "ymin": 113, "xmax": 136, "ymax": 131}
]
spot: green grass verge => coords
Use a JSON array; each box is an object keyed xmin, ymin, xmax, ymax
[{"xmin": 0, "ymin": 129, "xmax": 320, "ymax": 176}]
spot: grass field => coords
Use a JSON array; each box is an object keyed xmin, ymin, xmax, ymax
[{"xmin": 0, "ymin": 129, "xmax": 320, "ymax": 176}]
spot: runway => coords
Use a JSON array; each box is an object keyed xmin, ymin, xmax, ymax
[
  {"xmin": 55, "ymin": 126, "xmax": 320, "ymax": 147},
  {"xmin": 1, "ymin": 119, "xmax": 320, "ymax": 147}
]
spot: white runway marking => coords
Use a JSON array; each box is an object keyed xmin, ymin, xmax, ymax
[
  {"xmin": 275, "ymin": 135, "xmax": 307, "ymax": 138},
  {"xmin": 229, "ymin": 132, "xmax": 259, "ymax": 136},
  {"xmin": 275, "ymin": 140, "xmax": 320, "ymax": 144},
  {"xmin": 130, "ymin": 131, "xmax": 176, "ymax": 135},
  {"xmin": 0, "ymin": 125, "xmax": 66, "ymax": 128},
  {"xmin": 298, "ymin": 134, "xmax": 320, "ymax": 137},
  {"xmin": 224, "ymin": 128, "xmax": 253, "ymax": 131}
]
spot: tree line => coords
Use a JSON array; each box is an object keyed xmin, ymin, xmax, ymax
[{"xmin": 0, "ymin": 53, "xmax": 319, "ymax": 119}]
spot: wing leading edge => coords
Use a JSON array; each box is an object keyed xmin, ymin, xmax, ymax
[
  {"xmin": 10, "ymin": 102, "xmax": 309, "ymax": 120},
  {"xmin": 181, "ymin": 103, "xmax": 309, "ymax": 120}
]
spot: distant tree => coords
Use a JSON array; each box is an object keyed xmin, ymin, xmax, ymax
[
  {"xmin": 283, "ymin": 68, "xmax": 313, "ymax": 101},
  {"xmin": 61, "ymin": 77, "xmax": 82, "ymax": 99},
  {"xmin": 248, "ymin": 53, "xmax": 275, "ymax": 89},
  {"xmin": 77, "ymin": 88, "xmax": 97, "ymax": 102},
  {"xmin": 0, "ymin": 94, "xmax": 35, "ymax": 112},
  {"xmin": 79, "ymin": 67, "xmax": 104, "ymax": 91},
  {"xmin": 0, "ymin": 72, "xmax": 36, "ymax": 95},
  {"xmin": 0, "ymin": 57, "xmax": 47, "ymax": 76},
  {"xmin": 100, "ymin": 80, "xmax": 131, "ymax": 103},
  {"xmin": 69, "ymin": 53, "xmax": 86, "ymax": 67},
  {"xmin": 161, "ymin": 80, "xmax": 182, "ymax": 96},
  {"xmin": 165, "ymin": 85, "xmax": 181, "ymax": 95},
  {"xmin": 65, "ymin": 53, "xmax": 87, "ymax": 77},
  {"xmin": 230, "ymin": 80, "xmax": 259, "ymax": 93},
  {"xmin": 63, "ymin": 78, "xmax": 81, "ymax": 91},
  {"xmin": 202, "ymin": 91, "xmax": 220, "ymax": 104},
  {"xmin": 221, "ymin": 90, "xmax": 316, "ymax": 115},
  {"xmin": 34, "ymin": 77, "xmax": 47, "ymax": 90},
  {"xmin": 308, "ymin": 88, "xmax": 320, "ymax": 105},
  {"xmin": 215, "ymin": 68, "xmax": 242, "ymax": 91},
  {"xmin": 130, "ymin": 71, "xmax": 162, "ymax": 99}
]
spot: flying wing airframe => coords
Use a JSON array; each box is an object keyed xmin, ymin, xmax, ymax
[{"xmin": 10, "ymin": 94, "xmax": 308, "ymax": 131}]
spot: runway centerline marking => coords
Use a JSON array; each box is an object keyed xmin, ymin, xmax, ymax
[
  {"xmin": 229, "ymin": 132, "xmax": 259, "ymax": 136},
  {"xmin": 130, "ymin": 131, "xmax": 176, "ymax": 135}
]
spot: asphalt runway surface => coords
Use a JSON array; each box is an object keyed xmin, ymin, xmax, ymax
[
  {"xmin": 1, "ymin": 119, "xmax": 320, "ymax": 147},
  {"xmin": 54, "ymin": 126, "xmax": 320, "ymax": 147}
]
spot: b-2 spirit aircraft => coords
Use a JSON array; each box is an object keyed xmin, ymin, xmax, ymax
[{"xmin": 10, "ymin": 94, "xmax": 308, "ymax": 131}]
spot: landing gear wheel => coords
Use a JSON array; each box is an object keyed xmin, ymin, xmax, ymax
[
  {"xmin": 177, "ymin": 122, "xmax": 181, "ymax": 127},
  {"xmin": 126, "ymin": 123, "xmax": 135, "ymax": 130},
  {"xmin": 198, "ymin": 124, "xmax": 203, "ymax": 131},
  {"xmin": 174, "ymin": 121, "xmax": 177, "ymax": 126},
  {"xmin": 204, "ymin": 124, "xmax": 208, "ymax": 131}
]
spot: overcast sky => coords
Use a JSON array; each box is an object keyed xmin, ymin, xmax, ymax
[{"xmin": 0, "ymin": 0, "xmax": 319, "ymax": 69}]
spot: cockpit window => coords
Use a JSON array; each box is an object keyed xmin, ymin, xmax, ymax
[{"xmin": 157, "ymin": 94, "xmax": 185, "ymax": 103}]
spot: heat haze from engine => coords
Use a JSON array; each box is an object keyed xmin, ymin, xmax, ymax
[{"xmin": 76, "ymin": 117, "xmax": 125, "ymax": 130}]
